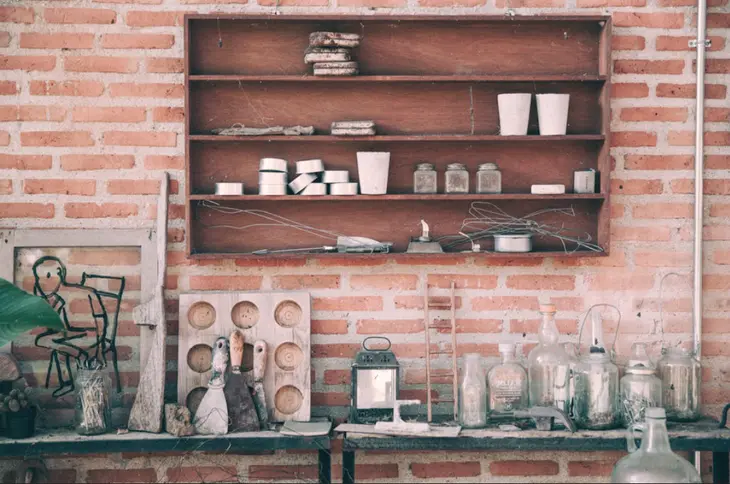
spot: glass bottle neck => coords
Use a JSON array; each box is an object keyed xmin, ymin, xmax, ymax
[
  {"xmin": 463, "ymin": 354, "xmax": 482, "ymax": 377},
  {"xmin": 500, "ymin": 351, "xmax": 518, "ymax": 364},
  {"xmin": 539, "ymin": 311, "xmax": 559, "ymax": 345},
  {"xmin": 642, "ymin": 417, "xmax": 672, "ymax": 453}
]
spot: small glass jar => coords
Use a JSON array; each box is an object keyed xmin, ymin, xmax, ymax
[
  {"xmin": 413, "ymin": 163, "xmax": 437, "ymax": 194},
  {"xmin": 445, "ymin": 163, "xmax": 469, "ymax": 194},
  {"xmin": 458, "ymin": 353, "xmax": 487, "ymax": 428},
  {"xmin": 476, "ymin": 163, "xmax": 502, "ymax": 194},
  {"xmin": 620, "ymin": 343, "xmax": 662, "ymax": 427},
  {"xmin": 75, "ymin": 368, "xmax": 112, "ymax": 435}
]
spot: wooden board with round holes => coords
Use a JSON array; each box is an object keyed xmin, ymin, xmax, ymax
[
  {"xmin": 178, "ymin": 291, "xmax": 311, "ymax": 422},
  {"xmin": 187, "ymin": 344, "xmax": 213, "ymax": 373}
]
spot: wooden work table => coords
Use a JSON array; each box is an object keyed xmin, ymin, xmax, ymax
[
  {"xmin": 0, "ymin": 428, "xmax": 332, "ymax": 484},
  {"xmin": 338, "ymin": 418, "xmax": 730, "ymax": 484}
]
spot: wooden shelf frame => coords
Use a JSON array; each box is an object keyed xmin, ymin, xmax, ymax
[{"xmin": 185, "ymin": 14, "xmax": 612, "ymax": 259}]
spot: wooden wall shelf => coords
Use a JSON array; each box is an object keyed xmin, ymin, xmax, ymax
[{"xmin": 185, "ymin": 14, "xmax": 612, "ymax": 258}]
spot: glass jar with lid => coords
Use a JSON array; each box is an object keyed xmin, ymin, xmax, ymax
[
  {"xmin": 445, "ymin": 163, "xmax": 469, "ymax": 194},
  {"xmin": 476, "ymin": 163, "xmax": 502, "ymax": 194},
  {"xmin": 413, "ymin": 163, "xmax": 437, "ymax": 194},
  {"xmin": 620, "ymin": 342, "xmax": 662, "ymax": 426}
]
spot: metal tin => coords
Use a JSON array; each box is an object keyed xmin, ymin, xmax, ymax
[
  {"xmin": 329, "ymin": 182, "xmax": 358, "ymax": 195},
  {"xmin": 413, "ymin": 163, "xmax": 437, "ymax": 194},
  {"xmin": 476, "ymin": 163, "xmax": 501, "ymax": 194},
  {"xmin": 258, "ymin": 184, "xmax": 287, "ymax": 195},
  {"xmin": 259, "ymin": 158, "xmax": 288, "ymax": 172},
  {"xmin": 300, "ymin": 183, "xmax": 327, "ymax": 195},
  {"xmin": 215, "ymin": 182, "xmax": 244, "ymax": 195},
  {"xmin": 493, "ymin": 234, "xmax": 532, "ymax": 253},
  {"xmin": 288, "ymin": 173, "xmax": 317, "ymax": 194},
  {"xmin": 445, "ymin": 163, "xmax": 469, "ymax": 194},
  {"xmin": 295, "ymin": 159, "xmax": 325, "ymax": 174},
  {"xmin": 258, "ymin": 172, "xmax": 287, "ymax": 185},
  {"xmin": 322, "ymin": 170, "xmax": 350, "ymax": 183},
  {"xmin": 574, "ymin": 169, "xmax": 597, "ymax": 194}
]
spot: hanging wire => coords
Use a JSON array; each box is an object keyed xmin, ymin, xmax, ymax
[{"xmin": 576, "ymin": 303, "xmax": 622, "ymax": 360}]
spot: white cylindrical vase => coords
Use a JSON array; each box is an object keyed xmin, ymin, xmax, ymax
[
  {"xmin": 356, "ymin": 152, "xmax": 390, "ymax": 195},
  {"xmin": 536, "ymin": 93, "xmax": 570, "ymax": 136},
  {"xmin": 497, "ymin": 93, "xmax": 532, "ymax": 136}
]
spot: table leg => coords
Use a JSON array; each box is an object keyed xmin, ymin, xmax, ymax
[
  {"xmin": 318, "ymin": 449, "xmax": 331, "ymax": 484},
  {"xmin": 713, "ymin": 452, "xmax": 729, "ymax": 484},
  {"xmin": 343, "ymin": 450, "xmax": 356, "ymax": 484}
]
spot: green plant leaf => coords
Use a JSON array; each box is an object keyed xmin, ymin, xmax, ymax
[{"xmin": 0, "ymin": 278, "xmax": 65, "ymax": 347}]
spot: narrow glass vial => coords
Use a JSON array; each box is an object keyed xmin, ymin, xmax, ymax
[
  {"xmin": 458, "ymin": 353, "xmax": 487, "ymax": 428},
  {"xmin": 527, "ymin": 303, "xmax": 571, "ymax": 414},
  {"xmin": 488, "ymin": 344, "xmax": 528, "ymax": 412},
  {"xmin": 476, "ymin": 163, "xmax": 502, "ymax": 194},
  {"xmin": 413, "ymin": 163, "xmax": 437, "ymax": 194},
  {"xmin": 445, "ymin": 163, "xmax": 469, "ymax": 194}
]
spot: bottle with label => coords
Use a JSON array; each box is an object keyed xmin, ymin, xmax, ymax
[{"xmin": 488, "ymin": 344, "xmax": 528, "ymax": 412}]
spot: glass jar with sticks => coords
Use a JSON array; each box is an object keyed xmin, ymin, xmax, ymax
[{"xmin": 75, "ymin": 358, "xmax": 112, "ymax": 435}]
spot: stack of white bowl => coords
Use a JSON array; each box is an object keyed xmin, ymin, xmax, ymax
[
  {"xmin": 322, "ymin": 170, "xmax": 358, "ymax": 195},
  {"xmin": 290, "ymin": 159, "xmax": 326, "ymax": 195},
  {"xmin": 258, "ymin": 158, "xmax": 288, "ymax": 195}
]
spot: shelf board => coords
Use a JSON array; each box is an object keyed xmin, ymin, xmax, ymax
[
  {"xmin": 189, "ymin": 134, "xmax": 605, "ymax": 143},
  {"xmin": 189, "ymin": 74, "xmax": 607, "ymax": 83},
  {"xmin": 188, "ymin": 250, "xmax": 606, "ymax": 260},
  {"xmin": 191, "ymin": 193, "xmax": 605, "ymax": 202}
]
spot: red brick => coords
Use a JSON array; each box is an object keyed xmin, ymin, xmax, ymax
[
  {"xmin": 587, "ymin": 273, "xmax": 655, "ymax": 291},
  {"xmin": 0, "ymin": 7, "xmax": 34, "ymax": 23},
  {"xmin": 0, "ymin": 55, "xmax": 55, "ymax": 71},
  {"xmin": 707, "ymin": 156, "xmax": 730, "ymax": 169},
  {"xmin": 411, "ymin": 461, "xmax": 481, "ymax": 478},
  {"xmin": 613, "ymin": 12, "xmax": 684, "ymax": 28},
  {"xmin": 146, "ymin": 57, "xmax": 183, "ymax": 73},
  {"xmin": 620, "ymin": 107, "xmax": 688, "ymax": 123},
  {"xmin": 657, "ymin": 83, "xmax": 726, "ymax": 99},
  {"xmin": 490, "ymin": 460, "xmax": 559, "ymax": 476},
  {"xmin": 511, "ymin": 318, "xmax": 577, "ymax": 334},
  {"xmin": 24, "ymin": 179, "xmax": 95, "ymax": 196},
  {"xmin": 72, "ymin": 106, "xmax": 146, "ymax": 123},
  {"xmin": 427, "ymin": 274, "xmax": 498, "ymax": 289},
  {"xmin": 323, "ymin": 369, "xmax": 350, "ymax": 385},
  {"xmin": 495, "ymin": 0, "xmax": 562, "ymax": 5},
  {"xmin": 0, "ymin": 203, "xmax": 54, "ymax": 219},
  {"xmin": 102, "ymin": 34, "xmax": 174, "ymax": 50},
  {"xmin": 612, "ymin": 83, "xmax": 648, "ymax": 98},
  {"xmin": 20, "ymin": 33, "xmax": 94, "ymax": 49},
  {"xmin": 711, "ymin": 204, "xmax": 730, "ymax": 217},
  {"xmin": 0, "ymin": 105, "xmax": 65, "ymax": 122},
  {"xmin": 272, "ymin": 274, "xmax": 340, "ymax": 290},
  {"xmin": 708, "ymin": 13, "xmax": 730, "ymax": 27},
  {"xmin": 87, "ymin": 469, "xmax": 156, "ymax": 483},
  {"xmin": 703, "ymin": 342, "xmax": 730, "ymax": 357},
  {"xmin": 249, "ymin": 465, "xmax": 317, "ymax": 481},
  {"xmin": 612, "ymin": 132, "xmax": 657, "ymax": 147},
  {"xmin": 61, "ymin": 154, "xmax": 135, "ymax": 171},
  {"xmin": 126, "ymin": 11, "xmax": 186, "ymax": 27},
  {"xmin": 705, "ymin": 59, "xmax": 730, "ymax": 74},
  {"xmin": 356, "ymin": 319, "xmax": 423, "ymax": 334},
  {"xmin": 0, "ymin": 180, "xmax": 11, "ymax": 195},
  {"xmin": 635, "ymin": 251, "xmax": 692, "ymax": 267},
  {"xmin": 45, "ymin": 8, "xmax": 116, "ymax": 24},
  {"xmin": 625, "ymin": 155, "xmax": 693, "ymax": 170},
  {"xmin": 314, "ymin": 256, "xmax": 387, "ymax": 267},
  {"xmin": 110, "ymin": 82, "xmax": 183, "ymax": 98},
  {"xmin": 350, "ymin": 274, "xmax": 418, "ymax": 291},
  {"xmin": 665, "ymin": 0, "xmax": 724, "ymax": 5},
  {"xmin": 706, "ymin": 108, "xmax": 730, "ymax": 123},
  {"xmin": 338, "ymin": 0, "xmax": 404, "ymax": 6},
  {"xmin": 65, "ymin": 202, "xmax": 138, "ymax": 218},
  {"xmin": 167, "ymin": 466, "xmax": 237, "ymax": 483},
  {"xmin": 633, "ymin": 202, "xmax": 692, "ymax": 219},
  {"xmin": 611, "ymin": 179, "xmax": 663, "ymax": 195},
  {"xmin": 107, "ymin": 179, "xmax": 164, "ymax": 195},
  {"xmin": 312, "ymin": 392, "xmax": 349, "ymax": 406},
  {"xmin": 568, "ymin": 460, "xmax": 617, "ymax": 477},
  {"xmin": 313, "ymin": 296, "xmax": 383, "ymax": 311},
  {"xmin": 472, "ymin": 296, "xmax": 538, "ymax": 311},
  {"xmin": 69, "ymin": 248, "xmax": 141, "ymax": 266},
  {"xmin": 312, "ymin": 319, "xmax": 348, "ymax": 334},
  {"xmin": 668, "ymin": 131, "xmax": 730, "ymax": 147},
  {"xmin": 153, "ymin": 107, "xmax": 184, "ymax": 123},
  {"xmin": 657, "ymin": 35, "xmax": 725, "ymax": 51},
  {"xmin": 0, "ymin": 32, "xmax": 8, "ymax": 48},
  {"xmin": 614, "ymin": 60, "xmax": 684, "ymax": 75},
  {"xmin": 103, "ymin": 131, "xmax": 176, "ymax": 147},
  {"xmin": 65, "ymin": 56, "xmax": 137, "ymax": 73},
  {"xmin": 713, "ymin": 250, "xmax": 730, "ymax": 265},
  {"xmin": 0, "ymin": 81, "xmax": 16, "ymax": 95},
  {"xmin": 21, "ymin": 131, "xmax": 93, "ymax": 147},
  {"xmin": 189, "ymin": 275, "xmax": 262, "ymax": 291},
  {"xmin": 404, "ymin": 368, "xmax": 455, "ymax": 385},
  {"xmin": 312, "ymin": 344, "xmax": 360, "ymax": 358},
  {"xmin": 395, "ymin": 254, "xmax": 467, "ymax": 265},
  {"xmin": 144, "ymin": 155, "xmax": 183, "ymax": 170},
  {"xmin": 30, "ymin": 80, "xmax": 104, "ymax": 97},
  {"xmin": 611, "ymin": 35, "xmax": 646, "ymax": 50},
  {"xmin": 0, "ymin": 131, "xmax": 8, "ymax": 146},
  {"xmin": 257, "ymin": 0, "xmax": 328, "ymax": 4},
  {"xmin": 0, "ymin": 155, "xmax": 52, "ymax": 170},
  {"xmin": 704, "ymin": 275, "xmax": 730, "ymax": 291},
  {"xmin": 506, "ymin": 275, "xmax": 575, "ymax": 291}
]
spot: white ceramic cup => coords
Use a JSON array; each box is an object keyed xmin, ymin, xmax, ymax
[
  {"xmin": 536, "ymin": 93, "xmax": 570, "ymax": 136},
  {"xmin": 498, "ymin": 93, "xmax": 532, "ymax": 136},
  {"xmin": 356, "ymin": 152, "xmax": 390, "ymax": 195}
]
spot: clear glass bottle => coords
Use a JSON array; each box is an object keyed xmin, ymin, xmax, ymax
[
  {"xmin": 563, "ymin": 342, "xmax": 579, "ymax": 418},
  {"xmin": 573, "ymin": 311, "xmax": 619, "ymax": 430},
  {"xmin": 413, "ymin": 163, "xmax": 437, "ymax": 194},
  {"xmin": 620, "ymin": 343, "xmax": 662, "ymax": 427},
  {"xmin": 488, "ymin": 344, "xmax": 528, "ymax": 412},
  {"xmin": 611, "ymin": 407, "xmax": 701, "ymax": 483},
  {"xmin": 75, "ymin": 368, "xmax": 112, "ymax": 435},
  {"xmin": 445, "ymin": 163, "xmax": 469, "ymax": 194},
  {"xmin": 527, "ymin": 303, "xmax": 571, "ymax": 414},
  {"xmin": 476, "ymin": 163, "xmax": 502, "ymax": 194},
  {"xmin": 458, "ymin": 353, "xmax": 487, "ymax": 428},
  {"xmin": 657, "ymin": 347, "xmax": 701, "ymax": 422}
]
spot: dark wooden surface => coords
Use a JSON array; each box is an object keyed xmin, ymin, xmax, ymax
[
  {"xmin": 185, "ymin": 14, "xmax": 611, "ymax": 258},
  {"xmin": 341, "ymin": 419, "xmax": 730, "ymax": 452}
]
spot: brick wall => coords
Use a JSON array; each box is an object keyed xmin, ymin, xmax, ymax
[{"xmin": 1, "ymin": 0, "xmax": 729, "ymax": 481}]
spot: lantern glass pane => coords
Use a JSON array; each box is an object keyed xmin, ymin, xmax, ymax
[{"xmin": 356, "ymin": 369, "xmax": 397, "ymax": 409}]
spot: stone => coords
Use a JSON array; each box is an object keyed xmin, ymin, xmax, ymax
[
  {"xmin": 0, "ymin": 353, "xmax": 21, "ymax": 381},
  {"xmin": 309, "ymin": 31, "xmax": 361, "ymax": 48},
  {"xmin": 165, "ymin": 403, "xmax": 195, "ymax": 437},
  {"xmin": 313, "ymin": 62, "xmax": 359, "ymax": 76},
  {"xmin": 304, "ymin": 48, "xmax": 351, "ymax": 64}
]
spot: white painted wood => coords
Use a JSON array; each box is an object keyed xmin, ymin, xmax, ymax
[
  {"xmin": 0, "ymin": 230, "xmax": 15, "ymax": 354},
  {"xmin": 530, "ymin": 184, "xmax": 566, "ymax": 194},
  {"xmin": 178, "ymin": 291, "xmax": 311, "ymax": 422}
]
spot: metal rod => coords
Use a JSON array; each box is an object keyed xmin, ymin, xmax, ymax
[
  {"xmin": 423, "ymin": 288, "xmax": 433, "ymax": 423},
  {"xmin": 450, "ymin": 282, "xmax": 458, "ymax": 422}
]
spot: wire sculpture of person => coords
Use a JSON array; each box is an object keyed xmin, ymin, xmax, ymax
[{"xmin": 32, "ymin": 255, "xmax": 125, "ymax": 397}]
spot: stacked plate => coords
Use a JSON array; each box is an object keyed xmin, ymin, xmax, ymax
[
  {"xmin": 258, "ymin": 158, "xmax": 288, "ymax": 195},
  {"xmin": 306, "ymin": 32, "xmax": 361, "ymax": 76}
]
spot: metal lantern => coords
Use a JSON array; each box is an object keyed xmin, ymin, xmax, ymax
[{"xmin": 350, "ymin": 337, "xmax": 399, "ymax": 424}]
